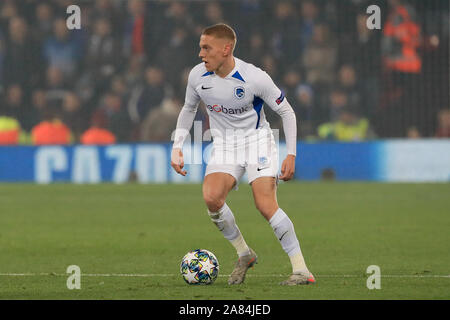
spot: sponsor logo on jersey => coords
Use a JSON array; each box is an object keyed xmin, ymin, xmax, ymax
[
  {"xmin": 276, "ymin": 91, "xmax": 285, "ymax": 105},
  {"xmin": 206, "ymin": 104, "xmax": 250, "ymax": 115},
  {"xmin": 234, "ymin": 86, "xmax": 245, "ymax": 99}
]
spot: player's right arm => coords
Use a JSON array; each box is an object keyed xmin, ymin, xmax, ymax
[{"xmin": 171, "ymin": 67, "xmax": 201, "ymax": 176}]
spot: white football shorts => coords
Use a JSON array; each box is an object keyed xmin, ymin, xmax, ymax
[{"xmin": 205, "ymin": 135, "xmax": 279, "ymax": 187}]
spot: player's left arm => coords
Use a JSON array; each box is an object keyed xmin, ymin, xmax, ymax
[
  {"xmin": 257, "ymin": 71, "xmax": 297, "ymax": 181},
  {"xmin": 276, "ymin": 102, "xmax": 297, "ymax": 181}
]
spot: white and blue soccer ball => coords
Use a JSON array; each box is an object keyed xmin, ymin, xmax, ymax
[{"xmin": 180, "ymin": 249, "xmax": 219, "ymax": 285}]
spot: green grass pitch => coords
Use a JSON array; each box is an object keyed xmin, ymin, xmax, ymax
[{"xmin": 0, "ymin": 182, "xmax": 449, "ymax": 299}]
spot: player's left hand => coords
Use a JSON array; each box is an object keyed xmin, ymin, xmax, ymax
[{"xmin": 279, "ymin": 154, "xmax": 296, "ymax": 181}]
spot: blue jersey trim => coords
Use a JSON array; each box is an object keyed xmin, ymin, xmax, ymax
[
  {"xmin": 202, "ymin": 71, "xmax": 214, "ymax": 77},
  {"xmin": 231, "ymin": 71, "xmax": 245, "ymax": 82},
  {"xmin": 253, "ymin": 96, "xmax": 264, "ymax": 129}
]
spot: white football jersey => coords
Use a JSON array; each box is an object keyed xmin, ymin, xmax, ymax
[{"xmin": 183, "ymin": 57, "xmax": 288, "ymax": 146}]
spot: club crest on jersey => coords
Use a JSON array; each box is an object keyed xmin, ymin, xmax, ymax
[
  {"xmin": 258, "ymin": 156, "xmax": 268, "ymax": 165},
  {"xmin": 234, "ymin": 86, "xmax": 245, "ymax": 99}
]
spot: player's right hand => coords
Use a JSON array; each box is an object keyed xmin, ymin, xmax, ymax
[{"xmin": 171, "ymin": 148, "xmax": 187, "ymax": 176}]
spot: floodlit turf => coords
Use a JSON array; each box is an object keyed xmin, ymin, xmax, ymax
[{"xmin": 0, "ymin": 182, "xmax": 449, "ymax": 299}]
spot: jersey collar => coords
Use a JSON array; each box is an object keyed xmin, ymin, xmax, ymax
[{"xmin": 225, "ymin": 58, "xmax": 245, "ymax": 82}]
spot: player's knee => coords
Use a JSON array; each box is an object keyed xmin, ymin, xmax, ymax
[
  {"xmin": 205, "ymin": 199, "xmax": 224, "ymax": 213},
  {"xmin": 203, "ymin": 191, "xmax": 225, "ymax": 212},
  {"xmin": 255, "ymin": 200, "xmax": 278, "ymax": 219}
]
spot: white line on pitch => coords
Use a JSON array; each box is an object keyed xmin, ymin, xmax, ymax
[{"xmin": 0, "ymin": 273, "xmax": 449, "ymax": 278}]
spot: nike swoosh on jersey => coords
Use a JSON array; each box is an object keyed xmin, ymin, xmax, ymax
[{"xmin": 201, "ymin": 85, "xmax": 213, "ymax": 90}]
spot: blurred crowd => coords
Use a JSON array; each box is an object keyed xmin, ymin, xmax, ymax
[{"xmin": 0, "ymin": 0, "xmax": 448, "ymax": 145}]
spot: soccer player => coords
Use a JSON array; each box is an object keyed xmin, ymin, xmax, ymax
[{"xmin": 171, "ymin": 23, "xmax": 315, "ymax": 285}]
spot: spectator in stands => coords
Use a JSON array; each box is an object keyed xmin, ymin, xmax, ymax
[
  {"xmin": 172, "ymin": 67, "xmax": 191, "ymax": 103},
  {"xmin": 110, "ymin": 75, "xmax": 129, "ymax": 100},
  {"xmin": 140, "ymin": 96, "xmax": 182, "ymax": 142},
  {"xmin": 318, "ymin": 107, "xmax": 376, "ymax": 142},
  {"xmin": 0, "ymin": 116, "xmax": 21, "ymax": 144},
  {"xmin": 91, "ymin": 92, "xmax": 131, "ymax": 142},
  {"xmin": 232, "ymin": 0, "xmax": 263, "ymax": 53},
  {"xmin": 299, "ymin": 0, "xmax": 320, "ymax": 51},
  {"xmin": 3, "ymin": 16, "xmax": 42, "ymax": 90},
  {"xmin": 246, "ymin": 32, "xmax": 265, "ymax": 68},
  {"xmin": 327, "ymin": 89, "xmax": 350, "ymax": 122},
  {"xmin": 122, "ymin": 54, "xmax": 145, "ymax": 91},
  {"xmin": 295, "ymin": 84, "xmax": 314, "ymax": 120},
  {"xmin": 0, "ymin": 0, "xmax": 18, "ymax": 34},
  {"xmin": 302, "ymin": 23, "xmax": 337, "ymax": 86},
  {"xmin": 0, "ymin": 0, "xmax": 445, "ymax": 142},
  {"xmin": 84, "ymin": 17, "xmax": 122, "ymax": 92},
  {"xmin": 2, "ymin": 84, "xmax": 34, "ymax": 131},
  {"xmin": 382, "ymin": 0, "xmax": 422, "ymax": 75},
  {"xmin": 31, "ymin": 104, "xmax": 72, "ymax": 145},
  {"xmin": 353, "ymin": 12, "xmax": 381, "ymax": 118},
  {"xmin": 281, "ymin": 69, "xmax": 302, "ymax": 102},
  {"xmin": 407, "ymin": 126, "xmax": 421, "ymax": 139},
  {"xmin": 269, "ymin": 1, "xmax": 301, "ymax": 65},
  {"xmin": 29, "ymin": 89, "xmax": 47, "ymax": 128},
  {"xmin": 294, "ymin": 84, "xmax": 316, "ymax": 138},
  {"xmin": 128, "ymin": 66, "xmax": 167, "ymax": 124},
  {"xmin": 45, "ymin": 66, "xmax": 69, "ymax": 104},
  {"xmin": 203, "ymin": 1, "xmax": 227, "ymax": 27},
  {"xmin": 235, "ymin": 0, "xmax": 262, "ymax": 26},
  {"xmin": 435, "ymin": 109, "xmax": 450, "ymax": 138},
  {"xmin": 261, "ymin": 54, "xmax": 280, "ymax": 84},
  {"xmin": 43, "ymin": 17, "xmax": 83, "ymax": 79},
  {"xmin": 381, "ymin": 0, "xmax": 422, "ymax": 135},
  {"xmin": 337, "ymin": 65, "xmax": 361, "ymax": 112},
  {"xmin": 33, "ymin": 2, "xmax": 54, "ymax": 42},
  {"xmin": 62, "ymin": 92, "xmax": 87, "ymax": 142},
  {"xmin": 0, "ymin": 33, "xmax": 4, "ymax": 88},
  {"xmin": 155, "ymin": 26, "xmax": 195, "ymax": 86},
  {"xmin": 80, "ymin": 112, "xmax": 116, "ymax": 145},
  {"xmin": 164, "ymin": 1, "xmax": 195, "ymax": 34},
  {"xmin": 123, "ymin": 0, "xmax": 148, "ymax": 58},
  {"xmin": 89, "ymin": 0, "xmax": 122, "ymax": 35},
  {"xmin": 0, "ymin": 103, "xmax": 22, "ymax": 145}
]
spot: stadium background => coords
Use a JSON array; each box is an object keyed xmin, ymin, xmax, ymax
[
  {"xmin": 0, "ymin": 0, "xmax": 449, "ymax": 183},
  {"xmin": 0, "ymin": 0, "xmax": 449, "ymax": 301},
  {"xmin": 1, "ymin": 0, "xmax": 449, "ymax": 141}
]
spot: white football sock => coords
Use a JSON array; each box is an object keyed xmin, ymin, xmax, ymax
[
  {"xmin": 269, "ymin": 208, "xmax": 309, "ymax": 274},
  {"xmin": 230, "ymin": 234, "xmax": 251, "ymax": 257},
  {"xmin": 208, "ymin": 203, "xmax": 251, "ymax": 257}
]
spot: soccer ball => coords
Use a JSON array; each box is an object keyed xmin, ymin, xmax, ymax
[{"xmin": 180, "ymin": 249, "xmax": 219, "ymax": 285}]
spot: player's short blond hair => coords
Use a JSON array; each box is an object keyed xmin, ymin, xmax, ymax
[{"xmin": 202, "ymin": 23, "xmax": 237, "ymax": 52}]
